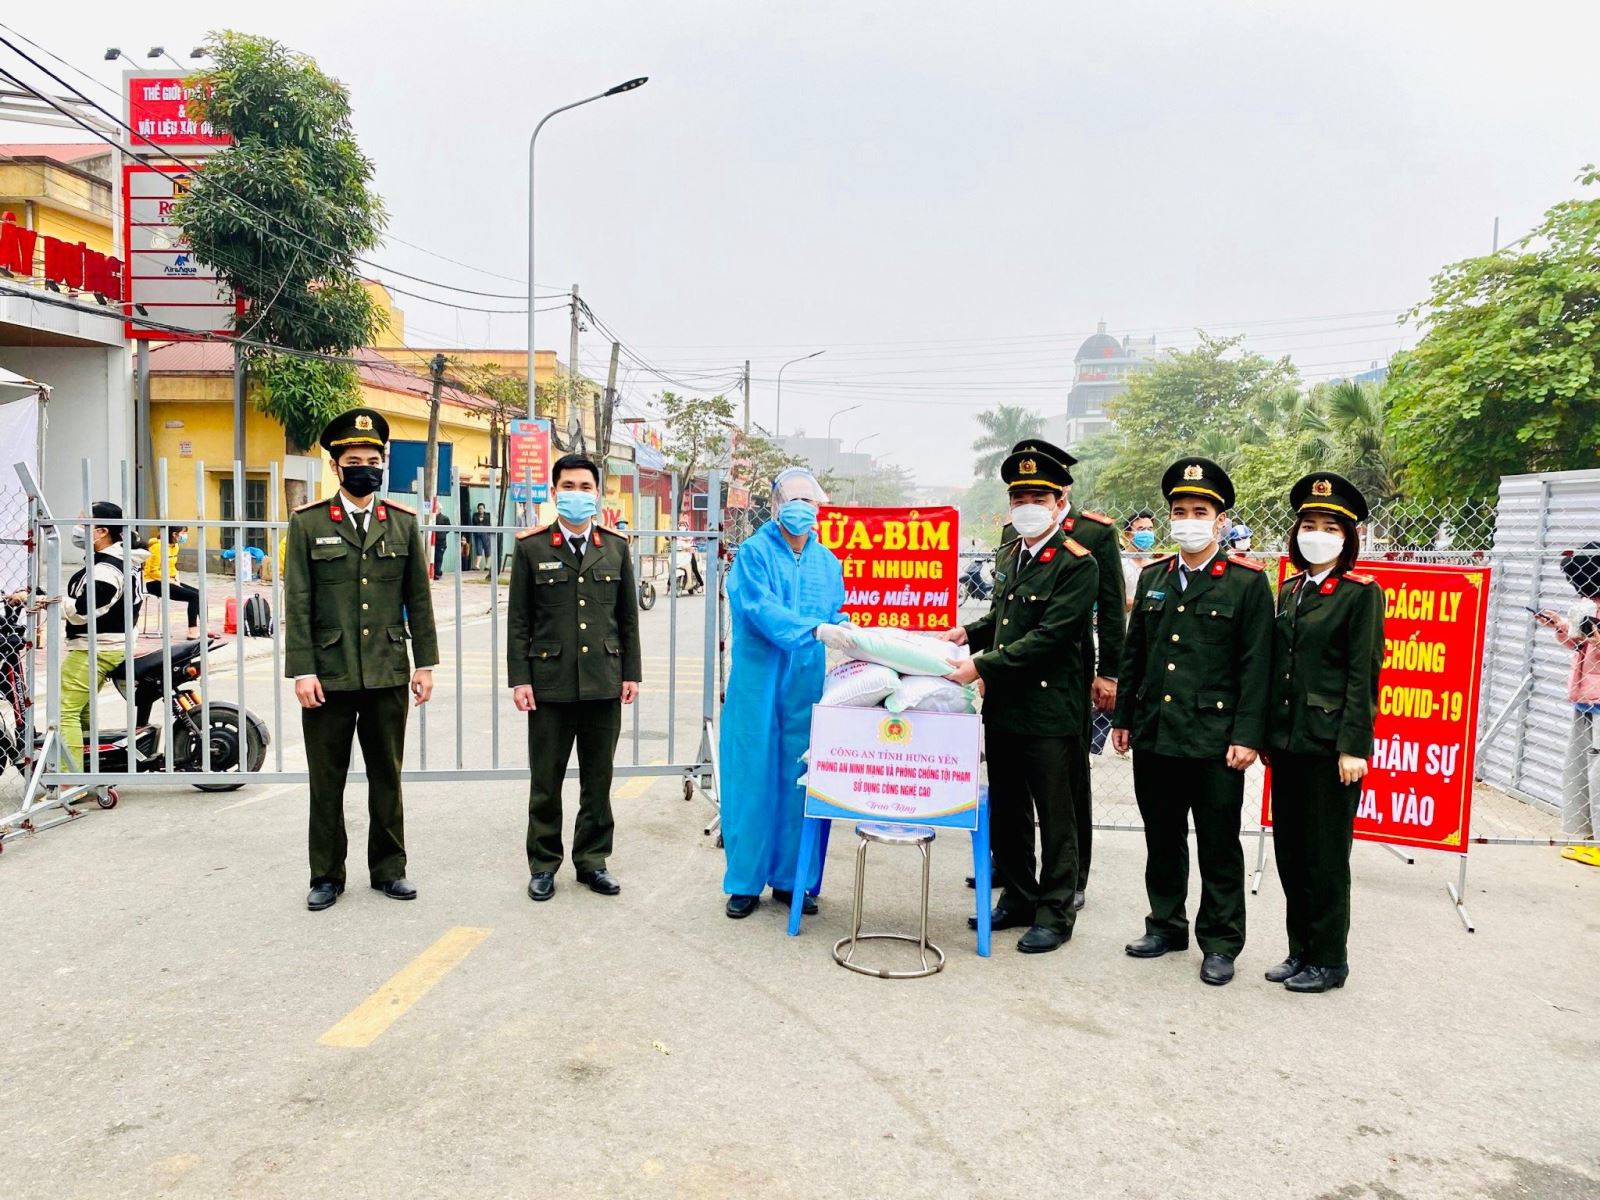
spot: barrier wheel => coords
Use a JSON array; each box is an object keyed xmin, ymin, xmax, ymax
[
  {"xmin": 682, "ymin": 778, "xmax": 694, "ymax": 803},
  {"xmin": 97, "ymin": 787, "xmax": 119, "ymax": 810}
]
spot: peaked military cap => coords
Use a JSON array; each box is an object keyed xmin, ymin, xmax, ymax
[
  {"xmin": 319, "ymin": 407, "xmax": 390, "ymax": 454},
  {"xmin": 1002, "ymin": 449, "xmax": 1071, "ymax": 493},
  {"xmin": 1161, "ymin": 456, "xmax": 1235, "ymax": 510},
  {"xmin": 1290, "ymin": 471, "xmax": 1369, "ymax": 523},
  {"xmin": 1010, "ymin": 436, "xmax": 1079, "ymax": 468}
]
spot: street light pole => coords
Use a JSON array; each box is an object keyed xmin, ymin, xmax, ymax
[
  {"xmin": 526, "ymin": 76, "xmax": 648, "ymax": 420},
  {"xmin": 775, "ymin": 348, "xmax": 825, "ymax": 439},
  {"xmin": 826, "ymin": 403, "xmax": 862, "ymax": 475}
]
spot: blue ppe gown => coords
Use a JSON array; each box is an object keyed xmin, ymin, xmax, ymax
[{"xmin": 719, "ymin": 519, "xmax": 847, "ymax": 897}]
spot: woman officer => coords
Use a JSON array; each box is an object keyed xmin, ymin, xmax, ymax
[{"xmin": 1265, "ymin": 472, "xmax": 1385, "ymax": 993}]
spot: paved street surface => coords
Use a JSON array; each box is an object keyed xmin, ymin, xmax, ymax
[{"xmin": 3, "ymin": 589, "xmax": 1599, "ymax": 1198}]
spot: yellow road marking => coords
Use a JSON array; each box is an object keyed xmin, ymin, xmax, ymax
[
  {"xmin": 615, "ymin": 758, "xmax": 668, "ymax": 800},
  {"xmin": 318, "ymin": 926, "xmax": 491, "ymax": 1048}
]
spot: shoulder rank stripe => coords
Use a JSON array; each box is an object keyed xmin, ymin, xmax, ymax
[
  {"xmin": 1141, "ymin": 554, "xmax": 1176, "ymax": 572},
  {"xmin": 1064, "ymin": 537, "xmax": 1091, "ymax": 558},
  {"xmin": 1227, "ymin": 553, "xmax": 1265, "ymax": 571},
  {"xmin": 1081, "ymin": 510, "xmax": 1115, "ymax": 526},
  {"xmin": 515, "ymin": 523, "xmax": 550, "ymax": 540},
  {"xmin": 293, "ymin": 497, "xmax": 331, "ymax": 513},
  {"xmin": 384, "ymin": 498, "xmax": 416, "ymax": 515},
  {"xmin": 1344, "ymin": 571, "xmax": 1376, "ymax": 585}
]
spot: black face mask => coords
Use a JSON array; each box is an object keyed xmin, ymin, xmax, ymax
[{"xmin": 339, "ymin": 465, "xmax": 384, "ymax": 498}]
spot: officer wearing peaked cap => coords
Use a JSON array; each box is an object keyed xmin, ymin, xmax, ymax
[
  {"xmin": 1111, "ymin": 456, "xmax": 1273, "ymax": 985},
  {"xmin": 943, "ymin": 448, "xmax": 1099, "ymax": 953},
  {"xmin": 288, "ymin": 406, "xmax": 439, "ymax": 912},
  {"xmin": 1265, "ymin": 471, "xmax": 1384, "ymax": 994}
]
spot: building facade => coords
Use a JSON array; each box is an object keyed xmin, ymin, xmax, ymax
[{"xmin": 1046, "ymin": 322, "xmax": 1167, "ymax": 450}]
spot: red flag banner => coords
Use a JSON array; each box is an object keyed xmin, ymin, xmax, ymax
[
  {"xmin": 1262, "ymin": 559, "xmax": 1491, "ymax": 853},
  {"xmin": 817, "ymin": 505, "xmax": 959, "ymax": 632}
]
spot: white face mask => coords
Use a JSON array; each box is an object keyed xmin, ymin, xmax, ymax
[
  {"xmin": 1170, "ymin": 518, "xmax": 1218, "ymax": 554},
  {"xmin": 1297, "ymin": 529, "xmax": 1345, "ymax": 567},
  {"xmin": 1011, "ymin": 503, "xmax": 1055, "ymax": 539}
]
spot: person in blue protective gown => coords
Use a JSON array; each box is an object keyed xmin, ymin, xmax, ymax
[{"xmin": 720, "ymin": 468, "xmax": 854, "ymax": 919}]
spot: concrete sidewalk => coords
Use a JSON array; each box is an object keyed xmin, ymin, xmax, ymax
[{"xmin": 1, "ymin": 769, "xmax": 1597, "ymax": 1199}]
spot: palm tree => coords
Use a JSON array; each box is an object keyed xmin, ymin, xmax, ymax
[
  {"xmin": 971, "ymin": 404, "xmax": 1044, "ymax": 477},
  {"xmin": 1322, "ymin": 379, "xmax": 1404, "ymax": 502}
]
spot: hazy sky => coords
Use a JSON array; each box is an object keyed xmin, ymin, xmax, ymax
[{"xmin": 5, "ymin": 1, "xmax": 1598, "ymax": 487}]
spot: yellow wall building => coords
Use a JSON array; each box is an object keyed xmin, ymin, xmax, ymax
[{"xmin": 0, "ymin": 144, "xmax": 116, "ymax": 258}]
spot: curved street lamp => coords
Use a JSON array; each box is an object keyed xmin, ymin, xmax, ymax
[{"xmin": 775, "ymin": 349, "xmax": 825, "ymax": 438}]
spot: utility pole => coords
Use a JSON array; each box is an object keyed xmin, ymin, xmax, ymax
[
  {"xmin": 569, "ymin": 283, "xmax": 584, "ymax": 455},
  {"xmin": 742, "ymin": 359, "xmax": 751, "ymax": 434},
  {"xmin": 598, "ymin": 340, "xmax": 620, "ymax": 463},
  {"xmin": 423, "ymin": 353, "xmax": 447, "ymax": 566}
]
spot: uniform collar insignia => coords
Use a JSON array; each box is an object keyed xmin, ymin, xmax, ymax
[
  {"xmin": 1038, "ymin": 546, "xmax": 1057, "ymax": 563},
  {"xmin": 1061, "ymin": 516, "xmax": 1074, "ymax": 531},
  {"xmin": 375, "ymin": 503, "xmax": 388, "ymax": 522},
  {"xmin": 1320, "ymin": 577, "xmax": 1340, "ymax": 594},
  {"xmin": 550, "ymin": 529, "xmax": 564, "ymax": 546},
  {"xmin": 329, "ymin": 504, "xmax": 343, "ymax": 523},
  {"xmin": 1211, "ymin": 559, "xmax": 1227, "ymax": 576}
]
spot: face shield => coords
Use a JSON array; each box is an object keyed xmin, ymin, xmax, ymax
[{"xmin": 772, "ymin": 467, "xmax": 827, "ymax": 509}]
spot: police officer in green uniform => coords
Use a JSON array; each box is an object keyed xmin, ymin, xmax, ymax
[
  {"xmin": 508, "ymin": 453, "xmax": 642, "ymax": 903},
  {"xmin": 1111, "ymin": 457, "xmax": 1272, "ymax": 984},
  {"xmin": 1265, "ymin": 472, "xmax": 1385, "ymax": 993},
  {"xmin": 286, "ymin": 408, "xmax": 438, "ymax": 912},
  {"xmin": 1007, "ymin": 437, "xmax": 1125, "ymax": 908},
  {"xmin": 944, "ymin": 449, "xmax": 1099, "ymax": 953}
]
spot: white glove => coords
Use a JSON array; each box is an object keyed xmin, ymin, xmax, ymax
[{"xmin": 815, "ymin": 623, "xmax": 855, "ymax": 652}]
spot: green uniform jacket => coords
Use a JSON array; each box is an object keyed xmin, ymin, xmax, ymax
[
  {"xmin": 507, "ymin": 523, "xmax": 642, "ymax": 701},
  {"xmin": 283, "ymin": 497, "xmax": 439, "ymax": 689},
  {"xmin": 1000, "ymin": 507, "xmax": 1126, "ymax": 677},
  {"xmin": 1268, "ymin": 570, "xmax": 1386, "ymax": 758},
  {"xmin": 966, "ymin": 528, "xmax": 1099, "ymax": 737},
  {"xmin": 1112, "ymin": 550, "xmax": 1274, "ymax": 756}
]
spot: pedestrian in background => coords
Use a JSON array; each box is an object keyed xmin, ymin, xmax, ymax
[
  {"xmin": 1536, "ymin": 542, "xmax": 1600, "ymax": 841},
  {"xmin": 471, "ymin": 502, "xmax": 493, "ymax": 570},
  {"xmin": 143, "ymin": 524, "xmax": 201, "ymax": 639},
  {"xmin": 1122, "ymin": 510, "xmax": 1156, "ymax": 611},
  {"xmin": 508, "ymin": 453, "xmax": 641, "ymax": 903},
  {"xmin": 1264, "ymin": 473, "xmax": 1384, "ymax": 994},
  {"xmin": 286, "ymin": 409, "xmax": 437, "ymax": 912},
  {"xmin": 60, "ymin": 502, "xmax": 145, "ymax": 769},
  {"xmin": 1112, "ymin": 457, "xmax": 1272, "ymax": 986}
]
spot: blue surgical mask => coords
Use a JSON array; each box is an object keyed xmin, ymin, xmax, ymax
[
  {"xmin": 555, "ymin": 491, "xmax": 598, "ymax": 524},
  {"xmin": 1131, "ymin": 530, "xmax": 1156, "ymax": 551},
  {"xmin": 778, "ymin": 499, "xmax": 818, "ymax": 536}
]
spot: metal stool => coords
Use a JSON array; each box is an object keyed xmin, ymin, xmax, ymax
[{"xmin": 832, "ymin": 822, "xmax": 946, "ymax": 979}]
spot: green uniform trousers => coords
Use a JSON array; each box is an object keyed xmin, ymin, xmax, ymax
[
  {"xmin": 526, "ymin": 698, "xmax": 622, "ymax": 874},
  {"xmin": 1269, "ymin": 750, "xmax": 1358, "ymax": 967},
  {"xmin": 305, "ymin": 685, "xmax": 409, "ymax": 887},
  {"xmin": 987, "ymin": 729, "xmax": 1081, "ymax": 936},
  {"xmin": 1133, "ymin": 751, "xmax": 1247, "ymax": 957}
]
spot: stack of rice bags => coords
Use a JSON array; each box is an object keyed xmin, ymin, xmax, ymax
[{"xmin": 819, "ymin": 626, "xmax": 978, "ymax": 715}]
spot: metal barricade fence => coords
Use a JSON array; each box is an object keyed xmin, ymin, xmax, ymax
[{"xmin": 0, "ymin": 459, "xmax": 724, "ymax": 848}]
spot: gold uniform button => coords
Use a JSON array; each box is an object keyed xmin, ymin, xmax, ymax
[
  {"xmin": 1171, "ymin": 634, "xmax": 1180, "ymax": 642},
  {"xmin": 361, "ymin": 602, "xmax": 369, "ymax": 610},
  {"xmin": 581, "ymin": 646, "xmax": 589, "ymax": 654},
  {"xmin": 1216, "ymin": 701, "xmax": 1225, "ymax": 709},
  {"xmin": 1001, "ymin": 618, "xmax": 1009, "ymax": 626},
  {"xmin": 1163, "ymin": 694, "xmax": 1172, "ymax": 702},
  {"xmin": 1167, "ymin": 662, "xmax": 1176, "ymax": 671},
  {"xmin": 1007, "ymin": 593, "xmax": 1014, "ymax": 601},
  {"xmin": 362, "ymin": 628, "xmax": 370, "ymax": 637},
  {"xmin": 579, "ymin": 599, "xmax": 586, "ymax": 607},
  {"xmin": 580, "ymin": 622, "xmax": 588, "ymax": 630},
  {"xmin": 1039, "ymin": 680, "xmax": 1048, "ymax": 688},
  {"xmin": 578, "ymin": 575, "xmax": 584, "ymax": 583},
  {"xmin": 1177, "ymin": 604, "xmax": 1185, "ymax": 612},
  {"xmin": 361, "ymin": 578, "xmax": 368, "ymax": 585}
]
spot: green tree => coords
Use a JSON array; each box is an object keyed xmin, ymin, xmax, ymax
[
  {"xmin": 659, "ymin": 391, "xmax": 735, "ymax": 516},
  {"xmin": 1094, "ymin": 334, "xmax": 1300, "ymax": 514},
  {"xmin": 1389, "ymin": 166, "xmax": 1600, "ymax": 502},
  {"xmin": 957, "ymin": 476, "xmax": 1010, "ymax": 546},
  {"xmin": 177, "ymin": 31, "xmax": 387, "ymax": 507},
  {"xmin": 836, "ymin": 462, "xmax": 914, "ymax": 506},
  {"xmin": 733, "ymin": 432, "xmax": 804, "ymax": 502},
  {"xmin": 970, "ymin": 404, "xmax": 1042, "ymax": 477}
]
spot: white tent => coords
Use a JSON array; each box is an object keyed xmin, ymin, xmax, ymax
[{"xmin": 0, "ymin": 367, "xmax": 47, "ymax": 591}]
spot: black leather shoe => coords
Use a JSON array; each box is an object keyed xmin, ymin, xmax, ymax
[
  {"xmin": 576, "ymin": 868, "xmax": 621, "ymax": 896},
  {"xmin": 1125, "ymin": 933, "xmax": 1187, "ymax": 958},
  {"xmin": 527, "ymin": 872, "xmax": 555, "ymax": 902},
  {"xmin": 1017, "ymin": 925, "xmax": 1067, "ymax": 954},
  {"xmin": 1200, "ymin": 953, "xmax": 1236, "ymax": 986},
  {"xmin": 1072, "ymin": 890, "xmax": 1086, "ymax": 912},
  {"xmin": 968, "ymin": 904, "xmax": 1033, "ymax": 931},
  {"xmin": 1265, "ymin": 956, "xmax": 1305, "ymax": 984},
  {"xmin": 371, "ymin": 878, "xmax": 416, "ymax": 901},
  {"xmin": 307, "ymin": 881, "xmax": 344, "ymax": 911},
  {"xmin": 770, "ymin": 888, "xmax": 818, "ymax": 915},
  {"xmin": 1284, "ymin": 964, "xmax": 1349, "ymax": 993},
  {"xmin": 725, "ymin": 894, "xmax": 760, "ymax": 919},
  {"xmin": 965, "ymin": 875, "xmax": 976, "ymax": 889}
]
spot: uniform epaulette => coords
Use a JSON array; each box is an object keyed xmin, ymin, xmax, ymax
[
  {"xmin": 1064, "ymin": 537, "xmax": 1091, "ymax": 558},
  {"xmin": 384, "ymin": 498, "xmax": 416, "ymax": 515},
  {"xmin": 595, "ymin": 524, "xmax": 622, "ymax": 537},
  {"xmin": 294, "ymin": 497, "xmax": 331, "ymax": 513},
  {"xmin": 1081, "ymin": 510, "xmax": 1115, "ymax": 526},
  {"xmin": 998, "ymin": 534, "xmax": 1021, "ymax": 551},
  {"xmin": 1344, "ymin": 571, "xmax": 1377, "ymax": 585},
  {"xmin": 1141, "ymin": 554, "xmax": 1176, "ymax": 572},
  {"xmin": 516, "ymin": 524, "xmax": 550, "ymax": 540},
  {"xmin": 1227, "ymin": 554, "xmax": 1265, "ymax": 571}
]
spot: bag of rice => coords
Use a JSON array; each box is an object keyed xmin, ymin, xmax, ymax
[
  {"xmin": 885, "ymin": 675, "xmax": 978, "ymax": 714},
  {"xmin": 820, "ymin": 659, "xmax": 901, "ymax": 708},
  {"xmin": 845, "ymin": 626, "xmax": 969, "ymax": 677}
]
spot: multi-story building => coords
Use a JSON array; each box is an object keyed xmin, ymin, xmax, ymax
[{"xmin": 1040, "ymin": 322, "xmax": 1166, "ymax": 451}]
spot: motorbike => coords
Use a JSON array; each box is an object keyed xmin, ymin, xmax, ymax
[
  {"xmin": 957, "ymin": 559, "xmax": 995, "ymax": 604},
  {"xmin": 51, "ymin": 635, "xmax": 270, "ymax": 793}
]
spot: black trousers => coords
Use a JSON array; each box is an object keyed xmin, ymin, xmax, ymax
[
  {"xmin": 305, "ymin": 685, "xmax": 409, "ymax": 886},
  {"xmin": 986, "ymin": 729, "xmax": 1081, "ymax": 935},
  {"xmin": 526, "ymin": 698, "xmax": 622, "ymax": 874},
  {"xmin": 145, "ymin": 579, "xmax": 200, "ymax": 628},
  {"xmin": 1270, "ymin": 750, "xmax": 1359, "ymax": 966},
  {"xmin": 1132, "ymin": 750, "xmax": 1247, "ymax": 957}
]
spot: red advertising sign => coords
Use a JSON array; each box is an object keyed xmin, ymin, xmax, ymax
[
  {"xmin": 0, "ymin": 211, "xmax": 122, "ymax": 298},
  {"xmin": 126, "ymin": 76, "xmax": 229, "ymax": 147},
  {"xmin": 1262, "ymin": 559, "xmax": 1491, "ymax": 853},
  {"xmin": 817, "ymin": 506, "xmax": 959, "ymax": 632},
  {"xmin": 507, "ymin": 418, "xmax": 552, "ymax": 502}
]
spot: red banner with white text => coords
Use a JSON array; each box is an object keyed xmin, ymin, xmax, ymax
[
  {"xmin": 817, "ymin": 506, "xmax": 959, "ymax": 632},
  {"xmin": 1262, "ymin": 559, "xmax": 1490, "ymax": 853}
]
